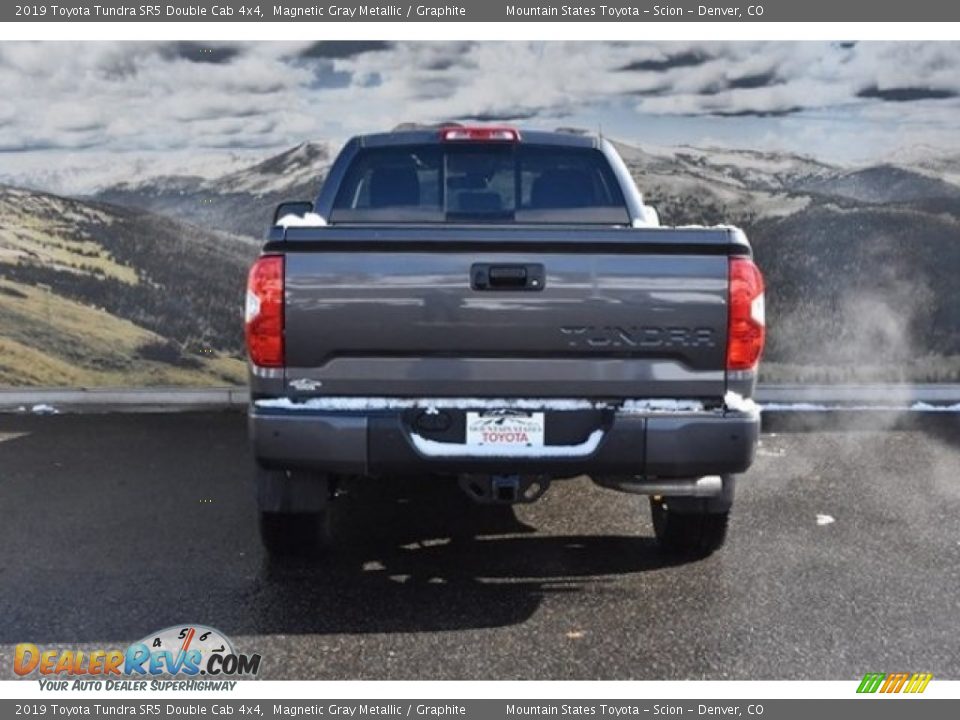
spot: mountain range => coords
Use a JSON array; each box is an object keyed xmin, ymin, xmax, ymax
[
  {"xmin": 95, "ymin": 142, "xmax": 331, "ymax": 240},
  {"xmin": 1, "ymin": 134, "xmax": 959, "ymax": 386}
]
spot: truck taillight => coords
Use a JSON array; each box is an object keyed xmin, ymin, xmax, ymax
[
  {"xmin": 727, "ymin": 257, "xmax": 765, "ymax": 371},
  {"xmin": 245, "ymin": 255, "xmax": 284, "ymax": 367},
  {"xmin": 440, "ymin": 126, "xmax": 520, "ymax": 142}
]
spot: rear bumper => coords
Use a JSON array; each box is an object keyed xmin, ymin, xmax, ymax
[{"xmin": 249, "ymin": 400, "xmax": 759, "ymax": 479}]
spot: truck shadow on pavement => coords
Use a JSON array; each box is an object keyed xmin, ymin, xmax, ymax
[
  {"xmin": 0, "ymin": 413, "xmax": 685, "ymax": 647},
  {"xmin": 243, "ymin": 476, "xmax": 682, "ymax": 636}
]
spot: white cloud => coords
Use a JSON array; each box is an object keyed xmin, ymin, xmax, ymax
[{"xmin": 1, "ymin": 41, "xmax": 959, "ymax": 192}]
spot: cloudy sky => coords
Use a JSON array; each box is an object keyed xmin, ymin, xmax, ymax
[{"xmin": 1, "ymin": 41, "xmax": 959, "ymax": 193}]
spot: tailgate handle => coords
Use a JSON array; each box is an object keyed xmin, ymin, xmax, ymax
[{"xmin": 472, "ymin": 263, "xmax": 545, "ymax": 291}]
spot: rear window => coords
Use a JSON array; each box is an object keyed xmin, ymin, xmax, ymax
[{"xmin": 330, "ymin": 143, "xmax": 630, "ymax": 224}]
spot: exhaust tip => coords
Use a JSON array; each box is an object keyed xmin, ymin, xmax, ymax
[{"xmin": 593, "ymin": 474, "xmax": 725, "ymax": 497}]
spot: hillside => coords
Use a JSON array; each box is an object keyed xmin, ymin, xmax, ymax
[
  {"xmin": 751, "ymin": 202, "xmax": 960, "ymax": 382},
  {"xmin": 622, "ymin": 144, "xmax": 960, "ymax": 381},
  {"xmin": 0, "ymin": 185, "xmax": 256, "ymax": 386},
  {"xmin": 797, "ymin": 165, "xmax": 960, "ymax": 204}
]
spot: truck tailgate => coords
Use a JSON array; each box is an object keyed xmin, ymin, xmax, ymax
[{"xmin": 279, "ymin": 227, "xmax": 734, "ymax": 399}]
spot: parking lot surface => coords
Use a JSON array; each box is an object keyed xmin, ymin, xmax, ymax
[{"xmin": 1, "ymin": 411, "xmax": 958, "ymax": 679}]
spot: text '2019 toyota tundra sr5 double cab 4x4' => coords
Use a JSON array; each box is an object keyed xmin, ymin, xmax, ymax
[{"xmin": 245, "ymin": 126, "xmax": 765, "ymax": 558}]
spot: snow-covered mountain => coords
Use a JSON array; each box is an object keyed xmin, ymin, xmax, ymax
[
  {"xmin": 623, "ymin": 143, "xmax": 837, "ymax": 191},
  {"xmin": 92, "ymin": 136, "xmax": 960, "ymax": 237},
  {"xmin": 95, "ymin": 142, "xmax": 331, "ymax": 239},
  {"xmin": 215, "ymin": 142, "xmax": 331, "ymax": 196},
  {"xmin": 611, "ymin": 141, "xmax": 830, "ymax": 225},
  {"xmin": 887, "ymin": 144, "xmax": 960, "ymax": 177},
  {"xmin": 613, "ymin": 140, "xmax": 960, "ymax": 225},
  {"xmin": 0, "ymin": 152, "xmax": 262, "ymax": 198}
]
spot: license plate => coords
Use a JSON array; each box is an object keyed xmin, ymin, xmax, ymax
[{"xmin": 465, "ymin": 411, "xmax": 545, "ymax": 450}]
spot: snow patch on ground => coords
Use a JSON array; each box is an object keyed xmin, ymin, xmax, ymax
[
  {"xmin": 760, "ymin": 401, "xmax": 960, "ymax": 412},
  {"xmin": 911, "ymin": 401, "xmax": 960, "ymax": 411},
  {"xmin": 760, "ymin": 402, "xmax": 831, "ymax": 411},
  {"xmin": 275, "ymin": 213, "xmax": 327, "ymax": 228},
  {"xmin": 410, "ymin": 429, "xmax": 604, "ymax": 458},
  {"xmin": 756, "ymin": 441, "xmax": 786, "ymax": 458}
]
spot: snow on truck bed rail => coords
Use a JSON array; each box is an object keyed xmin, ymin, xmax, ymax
[
  {"xmin": 724, "ymin": 391, "xmax": 760, "ymax": 416},
  {"xmin": 672, "ymin": 223, "xmax": 745, "ymax": 232},
  {"xmin": 275, "ymin": 213, "xmax": 327, "ymax": 227},
  {"xmin": 274, "ymin": 216, "xmax": 746, "ymax": 232}
]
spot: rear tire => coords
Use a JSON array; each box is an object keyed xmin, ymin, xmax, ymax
[
  {"xmin": 255, "ymin": 466, "xmax": 332, "ymax": 558},
  {"xmin": 259, "ymin": 510, "xmax": 332, "ymax": 558},
  {"xmin": 650, "ymin": 496, "xmax": 729, "ymax": 557}
]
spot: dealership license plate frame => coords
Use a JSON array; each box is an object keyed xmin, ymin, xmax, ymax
[{"xmin": 465, "ymin": 410, "xmax": 546, "ymax": 450}]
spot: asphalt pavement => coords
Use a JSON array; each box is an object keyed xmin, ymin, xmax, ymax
[{"xmin": 0, "ymin": 410, "xmax": 958, "ymax": 680}]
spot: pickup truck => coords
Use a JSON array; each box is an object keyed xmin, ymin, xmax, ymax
[{"xmin": 245, "ymin": 126, "xmax": 765, "ymax": 558}]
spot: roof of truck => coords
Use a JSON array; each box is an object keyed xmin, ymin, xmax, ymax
[{"xmin": 355, "ymin": 127, "xmax": 600, "ymax": 149}]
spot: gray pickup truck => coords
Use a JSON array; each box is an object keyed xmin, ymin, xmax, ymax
[{"xmin": 245, "ymin": 126, "xmax": 765, "ymax": 558}]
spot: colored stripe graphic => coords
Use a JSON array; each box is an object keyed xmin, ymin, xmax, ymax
[
  {"xmin": 857, "ymin": 672, "xmax": 932, "ymax": 694},
  {"xmin": 904, "ymin": 673, "xmax": 933, "ymax": 694},
  {"xmin": 857, "ymin": 673, "xmax": 886, "ymax": 693},
  {"xmin": 881, "ymin": 672, "xmax": 909, "ymax": 693}
]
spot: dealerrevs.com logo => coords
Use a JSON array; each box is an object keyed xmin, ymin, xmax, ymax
[{"xmin": 15, "ymin": 625, "xmax": 261, "ymax": 691}]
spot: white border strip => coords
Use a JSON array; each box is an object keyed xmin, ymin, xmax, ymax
[
  {"xmin": 4, "ymin": 21, "xmax": 960, "ymax": 41},
  {"xmin": 1, "ymin": 679, "xmax": 958, "ymax": 699}
]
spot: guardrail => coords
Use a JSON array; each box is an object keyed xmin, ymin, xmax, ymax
[
  {"xmin": 754, "ymin": 384, "xmax": 960, "ymax": 405},
  {"xmin": 1, "ymin": 384, "xmax": 959, "ymax": 413},
  {"xmin": 0, "ymin": 387, "xmax": 249, "ymax": 412}
]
